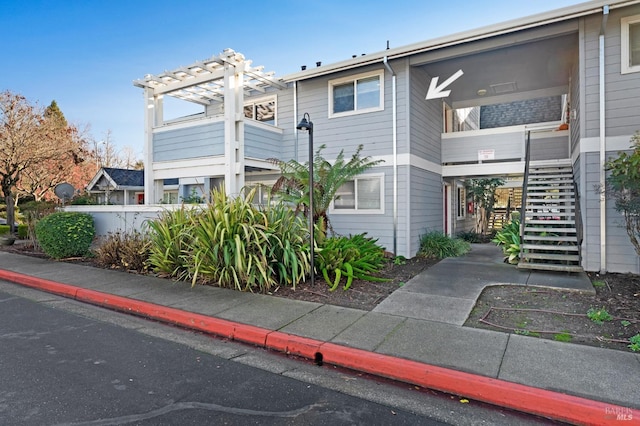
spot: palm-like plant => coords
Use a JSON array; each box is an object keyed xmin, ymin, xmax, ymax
[{"xmin": 271, "ymin": 144, "xmax": 383, "ymax": 236}]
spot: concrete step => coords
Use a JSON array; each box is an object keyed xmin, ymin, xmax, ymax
[
  {"xmin": 521, "ymin": 252, "xmax": 580, "ymax": 261},
  {"xmin": 517, "ymin": 262, "xmax": 583, "ymax": 272}
]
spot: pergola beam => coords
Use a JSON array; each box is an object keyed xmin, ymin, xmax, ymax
[{"xmin": 133, "ymin": 49, "xmax": 286, "ymax": 103}]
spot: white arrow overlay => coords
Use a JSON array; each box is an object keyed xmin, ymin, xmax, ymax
[{"xmin": 425, "ymin": 69, "xmax": 464, "ymax": 100}]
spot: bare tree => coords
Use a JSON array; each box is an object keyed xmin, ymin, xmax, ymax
[
  {"xmin": 0, "ymin": 91, "xmax": 84, "ymax": 233},
  {"xmin": 93, "ymin": 130, "xmax": 142, "ymax": 170},
  {"xmin": 16, "ymin": 110, "xmax": 94, "ymax": 202}
]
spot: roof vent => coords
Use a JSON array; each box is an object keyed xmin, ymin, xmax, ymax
[
  {"xmin": 490, "ymin": 82, "xmax": 517, "ymax": 94},
  {"xmin": 301, "ymin": 65, "xmax": 307, "ymax": 70},
  {"xmin": 316, "ymin": 61, "xmax": 322, "ymax": 67}
]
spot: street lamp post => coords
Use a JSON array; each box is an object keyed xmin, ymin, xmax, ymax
[{"xmin": 296, "ymin": 113, "xmax": 315, "ymax": 286}]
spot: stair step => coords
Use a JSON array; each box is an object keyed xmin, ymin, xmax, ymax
[
  {"xmin": 527, "ymin": 192, "xmax": 575, "ymax": 197},
  {"xmin": 524, "ymin": 227, "xmax": 577, "ymax": 233},
  {"xmin": 526, "ymin": 213, "xmax": 574, "ymax": 219},
  {"xmin": 526, "ymin": 198, "xmax": 575, "ymax": 204},
  {"xmin": 524, "ymin": 205, "xmax": 574, "ymax": 210},
  {"xmin": 520, "ymin": 252, "xmax": 580, "ymax": 261},
  {"xmin": 529, "ymin": 170, "xmax": 572, "ymax": 176},
  {"xmin": 522, "ymin": 243, "xmax": 579, "ymax": 251},
  {"xmin": 525, "ymin": 219, "xmax": 575, "ymax": 225},
  {"xmin": 527, "ymin": 184, "xmax": 574, "ymax": 189},
  {"xmin": 517, "ymin": 262, "xmax": 583, "ymax": 272},
  {"xmin": 523, "ymin": 235, "xmax": 578, "ymax": 242}
]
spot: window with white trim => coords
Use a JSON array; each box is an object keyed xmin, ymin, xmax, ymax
[
  {"xmin": 621, "ymin": 15, "xmax": 640, "ymax": 74},
  {"xmin": 330, "ymin": 174, "xmax": 384, "ymax": 214},
  {"xmin": 329, "ymin": 71, "xmax": 383, "ymax": 118},
  {"xmin": 244, "ymin": 97, "xmax": 276, "ymax": 125},
  {"xmin": 456, "ymin": 185, "xmax": 466, "ymax": 219}
]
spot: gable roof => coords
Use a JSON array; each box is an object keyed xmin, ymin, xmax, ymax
[
  {"xmin": 86, "ymin": 168, "xmax": 144, "ymax": 191},
  {"xmin": 103, "ymin": 168, "xmax": 144, "ymax": 187}
]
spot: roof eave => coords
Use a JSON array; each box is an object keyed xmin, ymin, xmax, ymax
[{"xmin": 283, "ymin": 0, "xmax": 629, "ymax": 82}]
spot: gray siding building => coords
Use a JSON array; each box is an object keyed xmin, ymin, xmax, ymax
[{"xmin": 134, "ymin": 0, "xmax": 640, "ymax": 274}]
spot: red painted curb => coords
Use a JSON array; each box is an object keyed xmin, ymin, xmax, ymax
[
  {"xmin": 0, "ymin": 269, "xmax": 79, "ymax": 298},
  {"xmin": 318, "ymin": 342, "xmax": 636, "ymax": 425},
  {"xmin": 266, "ymin": 331, "xmax": 323, "ymax": 359},
  {"xmin": 1, "ymin": 269, "xmax": 638, "ymax": 425}
]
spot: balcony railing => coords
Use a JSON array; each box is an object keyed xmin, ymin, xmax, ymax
[{"xmin": 441, "ymin": 122, "xmax": 569, "ymax": 165}]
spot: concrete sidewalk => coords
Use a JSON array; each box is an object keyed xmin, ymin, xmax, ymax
[{"xmin": 0, "ymin": 246, "xmax": 638, "ymax": 425}]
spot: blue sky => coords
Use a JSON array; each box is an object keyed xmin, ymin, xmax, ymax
[{"xmin": 1, "ymin": 0, "xmax": 584, "ymax": 155}]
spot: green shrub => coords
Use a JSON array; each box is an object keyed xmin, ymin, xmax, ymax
[
  {"xmin": 147, "ymin": 207, "xmax": 196, "ymax": 280},
  {"xmin": 147, "ymin": 188, "xmax": 311, "ymax": 293},
  {"xmin": 456, "ymin": 229, "xmax": 483, "ymax": 243},
  {"xmin": 316, "ymin": 234, "xmax": 388, "ymax": 291},
  {"xmin": 35, "ymin": 212, "xmax": 95, "ymax": 259},
  {"xmin": 418, "ymin": 231, "xmax": 470, "ymax": 259},
  {"xmin": 94, "ymin": 231, "xmax": 151, "ymax": 273},
  {"xmin": 0, "ymin": 224, "xmax": 27, "ymax": 237},
  {"xmin": 18, "ymin": 200, "xmax": 57, "ymax": 244},
  {"xmin": 492, "ymin": 219, "xmax": 521, "ymax": 264}
]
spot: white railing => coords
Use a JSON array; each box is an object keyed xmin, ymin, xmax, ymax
[{"xmin": 442, "ymin": 122, "xmax": 568, "ymax": 165}]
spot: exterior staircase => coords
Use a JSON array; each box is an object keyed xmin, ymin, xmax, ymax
[{"xmin": 518, "ymin": 162, "xmax": 583, "ymax": 272}]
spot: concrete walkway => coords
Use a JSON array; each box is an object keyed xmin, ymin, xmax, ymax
[
  {"xmin": 0, "ymin": 246, "xmax": 638, "ymax": 425},
  {"xmin": 374, "ymin": 244, "xmax": 595, "ymax": 325}
]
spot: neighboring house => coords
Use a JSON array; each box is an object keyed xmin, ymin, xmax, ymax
[
  {"xmin": 87, "ymin": 168, "xmax": 181, "ymax": 205},
  {"xmin": 133, "ymin": 0, "xmax": 640, "ymax": 274},
  {"xmin": 87, "ymin": 168, "xmax": 145, "ymax": 205}
]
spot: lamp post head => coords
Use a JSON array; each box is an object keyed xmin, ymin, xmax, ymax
[{"xmin": 296, "ymin": 113, "xmax": 313, "ymax": 131}]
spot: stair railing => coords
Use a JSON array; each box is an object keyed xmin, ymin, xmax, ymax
[
  {"xmin": 519, "ymin": 130, "xmax": 532, "ymax": 262},
  {"xmin": 573, "ymin": 178, "xmax": 583, "ymax": 263}
]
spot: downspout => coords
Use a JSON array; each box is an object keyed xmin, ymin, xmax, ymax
[
  {"xmin": 293, "ymin": 81, "xmax": 299, "ymax": 161},
  {"xmin": 599, "ymin": 5, "xmax": 609, "ymax": 274},
  {"xmin": 383, "ymin": 56, "xmax": 398, "ymax": 256}
]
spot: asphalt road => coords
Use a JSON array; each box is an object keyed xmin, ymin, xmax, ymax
[{"xmin": 0, "ymin": 281, "xmax": 560, "ymax": 425}]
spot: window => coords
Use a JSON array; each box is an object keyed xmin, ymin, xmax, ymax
[
  {"xmin": 245, "ymin": 183, "xmax": 276, "ymax": 205},
  {"xmin": 621, "ymin": 15, "xmax": 640, "ymax": 74},
  {"xmin": 329, "ymin": 71, "xmax": 383, "ymax": 117},
  {"xmin": 244, "ymin": 97, "xmax": 276, "ymax": 125},
  {"xmin": 162, "ymin": 191, "xmax": 179, "ymax": 204},
  {"xmin": 456, "ymin": 185, "xmax": 466, "ymax": 219},
  {"xmin": 330, "ymin": 175, "xmax": 384, "ymax": 214}
]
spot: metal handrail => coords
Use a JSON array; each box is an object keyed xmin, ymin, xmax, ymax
[
  {"xmin": 519, "ymin": 131, "xmax": 532, "ymax": 262},
  {"xmin": 573, "ymin": 178, "xmax": 584, "ymax": 263}
]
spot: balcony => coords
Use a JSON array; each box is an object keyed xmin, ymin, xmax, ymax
[
  {"xmin": 151, "ymin": 115, "xmax": 284, "ymax": 163},
  {"xmin": 441, "ymin": 122, "xmax": 569, "ymax": 177}
]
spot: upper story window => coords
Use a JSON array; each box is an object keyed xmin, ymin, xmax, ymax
[
  {"xmin": 330, "ymin": 174, "xmax": 384, "ymax": 214},
  {"xmin": 329, "ymin": 71, "xmax": 384, "ymax": 118},
  {"xmin": 621, "ymin": 15, "xmax": 640, "ymax": 74},
  {"xmin": 244, "ymin": 97, "xmax": 276, "ymax": 125}
]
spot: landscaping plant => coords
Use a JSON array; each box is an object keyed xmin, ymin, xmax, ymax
[
  {"xmin": 604, "ymin": 132, "xmax": 640, "ymax": 255},
  {"xmin": 492, "ymin": 218, "xmax": 521, "ymax": 264},
  {"xmin": 465, "ymin": 177, "xmax": 505, "ymax": 235},
  {"xmin": 35, "ymin": 211, "xmax": 94, "ymax": 259},
  {"xmin": 271, "ymin": 144, "xmax": 383, "ymax": 238},
  {"xmin": 418, "ymin": 231, "xmax": 470, "ymax": 259},
  {"xmin": 94, "ymin": 231, "xmax": 151, "ymax": 273},
  {"xmin": 629, "ymin": 334, "xmax": 640, "ymax": 352},
  {"xmin": 315, "ymin": 233, "xmax": 388, "ymax": 291},
  {"xmin": 147, "ymin": 206, "xmax": 196, "ymax": 280},
  {"xmin": 187, "ymin": 189, "xmax": 310, "ymax": 293},
  {"xmin": 586, "ymin": 307, "xmax": 613, "ymax": 324}
]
